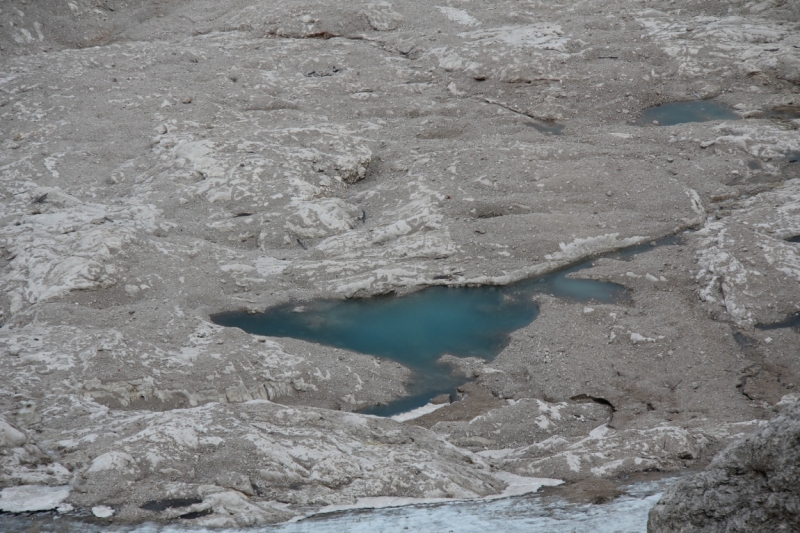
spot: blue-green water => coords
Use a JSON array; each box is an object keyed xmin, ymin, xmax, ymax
[
  {"xmin": 220, "ymin": 287, "xmax": 538, "ymax": 369},
  {"xmin": 212, "ymin": 236, "xmax": 683, "ymax": 415},
  {"xmin": 634, "ymin": 101, "xmax": 739, "ymax": 126},
  {"xmin": 213, "ymin": 283, "xmax": 542, "ymax": 415},
  {"xmin": 211, "ymin": 256, "xmax": 640, "ymax": 416}
]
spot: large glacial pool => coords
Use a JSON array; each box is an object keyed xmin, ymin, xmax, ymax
[
  {"xmin": 634, "ymin": 100, "xmax": 739, "ymax": 126},
  {"xmin": 212, "ymin": 237, "xmax": 680, "ymax": 416}
]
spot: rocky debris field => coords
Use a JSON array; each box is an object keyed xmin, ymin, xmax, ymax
[{"xmin": 0, "ymin": 0, "xmax": 799, "ymax": 529}]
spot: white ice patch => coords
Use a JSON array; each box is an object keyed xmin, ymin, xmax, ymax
[
  {"xmin": 0, "ymin": 418, "xmax": 27, "ymax": 447},
  {"xmin": 436, "ymin": 6, "xmax": 479, "ymax": 26},
  {"xmin": 92, "ymin": 505, "xmax": 115, "ymax": 518},
  {"xmin": 545, "ymin": 234, "xmax": 649, "ymax": 262},
  {"xmin": 1, "ymin": 189, "xmax": 159, "ymax": 313},
  {"xmin": 286, "ymin": 198, "xmax": 361, "ymax": 239},
  {"xmin": 255, "ymin": 256, "xmax": 289, "ymax": 277},
  {"xmin": 713, "ymin": 122, "xmax": 800, "ymax": 161},
  {"xmin": 0, "ymin": 485, "xmax": 71, "ymax": 513},
  {"xmin": 693, "ymin": 179, "xmax": 800, "ymax": 325},
  {"xmin": 87, "ymin": 451, "xmax": 137, "ymax": 473},
  {"xmin": 637, "ymin": 14, "xmax": 800, "ymax": 80},
  {"xmin": 391, "ymin": 402, "xmax": 447, "ymax": 422},
  {"xmin": 489, "ymin": 472, "xmax": 562, "ymax": 498},
  {"xmin": 466, "ymin": 24, "xmax": 569, "ymax": 52},
  {"xmin": 174, "ymin": 140, "xmax": 226, "ymax": 179},
  {"xmin": 220, "ymin": 263, "xmax": 256, "ymax": 274},
  {"xmin": 630, "ymin": 333, "xmax": 656, "ymax": 344},
  {"xmin": 313, "ymin": 473, "xmax": 560, "ymax": 516},
  {"xmin": 2, "ymin": 483, "xmax": 670, "ymax": 532}
]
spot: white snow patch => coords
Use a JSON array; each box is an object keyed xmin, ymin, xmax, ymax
[
  {"xmin": 589, "ymin": 424, "xmax": 611, "ymax": 439},
  {"xmin": 92, "ymin": 505, "xmax": 115, "ymax": 518},
  {"xmin": 493, "ymin": 472, "xmax": 563, "ymax": 498},
  {"xmin": 391, "ymin": 402, "xmax": 447, "ymax": 422},
  {"xmin": 545, "ymin": 234, "xmax": 649, "ymax": 262},
  {"xmin": 630, "ymin": 333, "xmax": 656, "ymax": 344},
  {"xmin": 436, "ymin": 6, "xmax": 479, "ymax": 26},
  {"xmin": 311, "ymin": 473, "xmax": 560, "ymax": 516},
  {"xmin": 87, "ymin": 451, "xmax": 137, "ymax": 473},
  {"xmin": 466, "ymin": 24, "xmax": 569, "ymax": 52},
  {"xmin": 0, "ymin": 418, "xmax": 26, "ymax": 447},
  {"xmin": 0, "ymin": 485, "xmax": 71, "ymax": 513},
  {"xmin": 220, "ymin": 263, "xmax": 256, "ymax": 274},
  {"xmin": 255, "ymin": 257, "xmax": 289, "ymax": 276},
  {"xmin": 475, "ymin": 448, "xmax": 517, "ymax": 459}
]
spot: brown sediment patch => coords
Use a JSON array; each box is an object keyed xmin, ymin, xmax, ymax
[
  {"xmin": 405, "ymin": 382, "xmax": 505, "ymax": 429},
  {"xmin": 539, "ymin": 479, "xmax": 623, "ymax": 505}
]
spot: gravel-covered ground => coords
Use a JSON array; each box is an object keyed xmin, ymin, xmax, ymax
[{"xmin": 0, "ymin": 0, "xmax": 798, "ymax": 527}]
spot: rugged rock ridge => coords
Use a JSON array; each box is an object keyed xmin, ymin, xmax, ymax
[
  {"xmin": 0, "ymin": 397, "xmax": 505, "ymax": 526},
  {"xmin": 648, "ymin": 399, "xmax": 800, "ymax": 533}
]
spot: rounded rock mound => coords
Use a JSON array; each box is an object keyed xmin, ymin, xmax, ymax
[{"xmin": 648, "ymin": 399, "xmax": 800, "ymax": 533}]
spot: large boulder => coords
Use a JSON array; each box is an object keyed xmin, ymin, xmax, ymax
[{"xmin": 648, "ymin": 400, "xmax": 800, "ymax": 533}]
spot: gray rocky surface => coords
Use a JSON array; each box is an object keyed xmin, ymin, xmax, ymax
[
  {"xmin": 0, "ymin": 0, "xmax": 799, "ymax": 526},
  {"xmin": 648, "ymin": 399, "xmax": 800, "ymax": 533}
]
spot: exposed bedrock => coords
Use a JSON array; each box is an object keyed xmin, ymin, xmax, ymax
[
  {"xmin": 648, "ymin": 399, "xmax": 800, "ymax": 533},
  {"xmin": 1, "ymin": 0, "xmax": 800, "ymax": 525}
]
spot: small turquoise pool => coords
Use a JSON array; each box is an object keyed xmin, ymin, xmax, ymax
[
  {"xmin": 217, "ymin": 286, "xmax": 538, "ymax": 370},
  {"xmin": 213, "ymin": 283, "xmax": 541, "ymax": 416},
  {"xmin": 211, "ymin": 254, "xmax": 642, "ymax": 415},
  {"xmin": 635, "ymin": 101, "xmax": 739, "ymax": 126},
  {"xmin": 212, "ymin": 237, "xmax": 684, "ymax": 415}
]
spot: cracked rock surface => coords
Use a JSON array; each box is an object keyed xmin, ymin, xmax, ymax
[
  {"xmin": 1, "ymin": 0, "xmax": 799, "ymax": 527},
  {"xmin": 648, "ymin": 400, "xmax": 800, "ymax": 533}
]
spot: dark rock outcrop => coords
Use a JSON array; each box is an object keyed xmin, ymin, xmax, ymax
[{"xmin": 648, "ymin": 400, "xmax": 800, "ymax": 533}]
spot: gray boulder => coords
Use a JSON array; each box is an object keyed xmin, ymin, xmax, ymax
[{"xmin": 648, "ymin": 401, "xmax": 800, "ymax": 533}]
